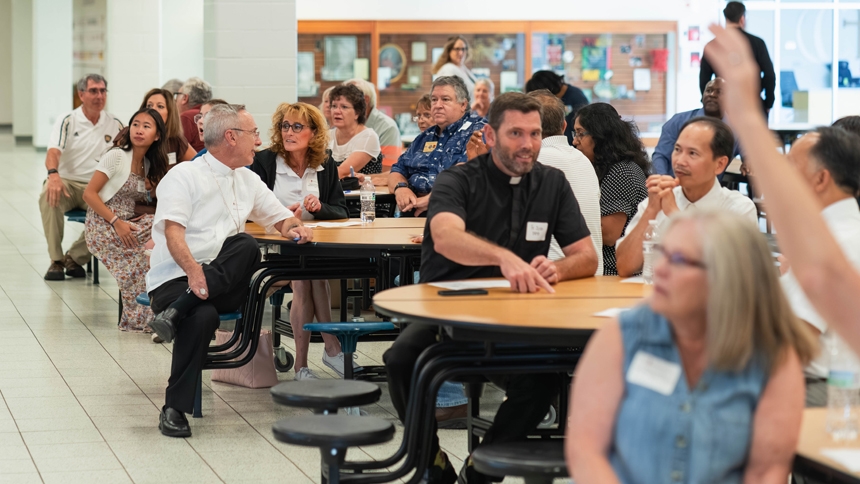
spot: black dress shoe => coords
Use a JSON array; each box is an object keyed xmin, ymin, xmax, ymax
[
  {"xmin": 149, "ymin": 308, "xmax": 178, "ymax": 343},
  {"xmin": 158, "ymin": 406, "xmax": 191, "ymax": 438}
]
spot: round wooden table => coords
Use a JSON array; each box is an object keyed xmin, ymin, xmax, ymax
[{"xmin": 794, "ymin": 408, "xmax": 860, "ymax": 483}]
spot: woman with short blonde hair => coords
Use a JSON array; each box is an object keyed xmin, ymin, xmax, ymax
[{"xmin": 567, "ymin": 210, "xmax": 817, "ymax": 484}]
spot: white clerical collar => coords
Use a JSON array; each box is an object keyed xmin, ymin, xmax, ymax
[
  {"xmin": 204, "ymin": 153, "xmax": 233, "ymax": 176},
  {"xmin": 510, "ymin": 176, "xmax": 522, "ymax": 185}
]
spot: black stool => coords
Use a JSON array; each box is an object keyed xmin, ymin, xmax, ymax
[
  {"xmin": 273, "ymin": 415, "xmax": 394, "ymax": 484},
  {"xmin": 471, "ymin": 440, "xmax": 568, "ymax": 484},
  {"xmin": 270, "ymin": 380, "xmax": 381, "ymax": 414}
]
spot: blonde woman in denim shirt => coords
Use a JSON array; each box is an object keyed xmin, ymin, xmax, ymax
[{"xmin": 567, "ymin": 211, "xmax": 817, "ymax": 484}]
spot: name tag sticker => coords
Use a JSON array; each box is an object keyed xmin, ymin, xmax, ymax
[
  {"xmin": 525, "ymin": 222, "xmax": 548, "ymax": 242},
  {"xmin": 459, "ymin": 121, "xmax": 473, "ymax": 131},
  {"xmin": 423, "ymin": 141, "xmax": 438, "ymax": 152},
  {"xmin": 137, "ymin": 180, "xmax": 146, "ymax": 192},
  {"xmin": 626, "ymin": 351, "xmax": 682, "ymax": 396},
  {"xmin": 168, "ymin": 152, "xmax": 177, "ymax": 165}
]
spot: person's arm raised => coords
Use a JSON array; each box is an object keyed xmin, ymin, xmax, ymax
[
  {"xmin": 430, "ymin": 212, "xmax": 554, "ymax": 293},
  {"xmin": 706, "ymin": 24, "xmax": 860, "ymax": 351}
]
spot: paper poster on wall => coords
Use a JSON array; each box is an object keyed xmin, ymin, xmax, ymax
[
  {"xmin": 500, "ymin": 71, "xmax": 520, "ymax": 93},
  {"xmin": 432, "ymin": 48, "xmax": 445, "ymax": 65},
  {"xmin": 322, "ymin": 36, "xmax": 357, "ymax": 81},
  {"xmin": 472, "ymin": 67, "xmax": 491, "ymax": 79},
  {"xmin": 377, "ymin": 67, "xmax": 392, "ymax": 90},
  {"xmin": 582, "ymin": 46, "xmax": 609, "ymax": 82},
  {"xmin": 633, "ymin": 68, "xmax": 651, "ymax": 91},
  {"xmin": 690, "ymin": 52, "xmax": 701, "ymax": 68},
  {"xmin": 353, "ymin": 58, "xmax": 369, "ymax": 80},
  {"xmin": 412, "ymin": 42, "xmax": 427, "ymax": 62},
  {"xmin": 688, "ymin": 26, "xmax": 700, "ymax": 42},
  {"xmin": 297, "ymin": 52, "xmax": 317, "ymax": 97}
]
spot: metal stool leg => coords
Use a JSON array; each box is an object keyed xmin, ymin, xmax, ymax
[
  {"xmin": 92, "ymin": 257, "xmax": 99, "ymax": 284},
  {"xmin": 193, "ymin": 373, "xmax": 203, "ymax": 418}
]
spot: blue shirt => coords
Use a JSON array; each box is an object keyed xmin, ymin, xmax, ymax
[
  {"xmin": 192, "ymin": 147, "xmax": 207, "ymax": 160},
  {"xmin": 610, "ymin": 305, "xmax": 768, "ymax": 484},
  {"xmin": 652, "ymin": 108, "xmax": 741, "ymax": 177},
  {"xmin": 391, "ymin": 111, "xmax": 486, "ymax": 195}
]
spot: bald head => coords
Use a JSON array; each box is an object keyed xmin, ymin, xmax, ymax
[{"xmin": 702, "ymin": 78, "xmax": 726, "ymax": 118}]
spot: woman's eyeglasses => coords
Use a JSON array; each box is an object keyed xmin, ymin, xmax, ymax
[
  {"xmin": 654, "ymin": 244, "xmax": 707, "ymax": 270},
  {"xmin": 452, "ymin": 47, "xmax": 468, "ymax": 53},
  {"xmin": 281, "ymin": 122, "xmax": 307, "ymax": 133},
  {"xmin": 573, "ymin": 130, "xmax": 591, "ymax": 140},
  {"xmin": 412, "ymin": 113, "xmax": 432, "ymax": 122}
]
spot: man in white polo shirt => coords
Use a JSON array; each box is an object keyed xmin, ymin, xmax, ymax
[
  {"xmin": 778, "ymin": 128, "xmax": 860, "ymax": 407},
  {"xmin": 615, "ymin": 117, "xmax": 756, "ymax": 276},
  {"xmin": 528, "ymin": 89, "xmax": 603, "ymax": 275},
  {"xmin": 39, "ymin": 74, "xmax": 123, "ymax": 281}
]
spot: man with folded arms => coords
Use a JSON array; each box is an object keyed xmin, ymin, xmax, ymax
[
  {"xmin": 146, "ymin": 104, "xmax": 312, "ymax": 438},
  {"xmin": 615, "ymin": 117, "xmax": 757, "ymax": 277},
  {"xmin": 384, "ymin": 92, "xmax": 597, "ymax": 484}
]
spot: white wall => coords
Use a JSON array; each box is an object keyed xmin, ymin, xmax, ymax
[
  {"xmin": 12, "ymin": 0, "xmax": 33, "ymax": 137},
  {"xmin": 104, "ymin": 1, "xmax": 160, "ymax": 121},
  {"xmin": 161, "ymin": 0, "xmax": 204, "ymax": 84},
  {"xmin": 204, "ymin": 0, "xmax": 296, "ymax": 144},
  {"xmin": 33, "ymin": 0, "xmax": 73, "ymax": 148},
  {"xmin": 0, "ymin": 0, "xmax": 13, "ymax": 125}
]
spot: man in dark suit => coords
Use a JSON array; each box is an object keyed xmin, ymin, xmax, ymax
[{"xmin": 700, "ymin": 1, "xmax": 775, "ymax": 116}]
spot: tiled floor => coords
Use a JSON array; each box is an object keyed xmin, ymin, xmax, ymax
[{"xmin": 0, "ymin": 130, "xmax": 536, "ymax": 484}]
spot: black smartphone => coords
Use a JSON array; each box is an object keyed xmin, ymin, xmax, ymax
[{"xmin": 437, "ymin": 289, "xmax": 489, "ymax": 296}]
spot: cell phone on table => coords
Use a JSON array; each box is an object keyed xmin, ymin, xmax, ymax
[{"xmin": 437, "ymin": 289, "xmax": 488, "ymax": 296}]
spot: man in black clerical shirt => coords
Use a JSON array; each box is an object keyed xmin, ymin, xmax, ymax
[{"xmin": 383, "ymin": 92, "xmax": 598, "ymax": 484}]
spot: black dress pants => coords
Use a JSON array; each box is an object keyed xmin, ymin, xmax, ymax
[
  {"xmin": 149, "ymin": 233, "xmax": 261, "ymax": 414},
  {"xmin": 383, "ymin": 323, "xmax": 560, "ymax": 464}
]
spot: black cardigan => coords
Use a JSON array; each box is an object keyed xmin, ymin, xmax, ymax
[{"xmin": 250, "ymin": 149, "xmax": 349, "ymax": 220}]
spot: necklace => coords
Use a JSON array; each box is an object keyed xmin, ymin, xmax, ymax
[{"xmin": 205, "ymin": 158, "xmax": 242, "ymax": 233}]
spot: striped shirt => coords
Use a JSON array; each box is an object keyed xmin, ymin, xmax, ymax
[{"xmin": 48, "ymin": 107, "xmax": 123, "ymax": 182}]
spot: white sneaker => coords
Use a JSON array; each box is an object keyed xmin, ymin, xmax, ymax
[
  {"xmin": 322, "ymin": 352, "xmax": 363, "ymax": 378},
  {"xmin": 294, "ymin": 367, "xmax": 320, "ymax": 381},
  {"xmin": 151, "ymin": 333, "xmax": 164, "ymax": 344}
]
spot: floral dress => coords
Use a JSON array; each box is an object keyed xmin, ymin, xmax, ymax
[{"xmin": 85, "ymin": 172, "xmax": 154, "ymax": 332}]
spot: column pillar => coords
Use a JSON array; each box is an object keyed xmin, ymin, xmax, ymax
[{"xmin": 32, "ymin": 0, "xmax": 72, "ymax": 148}]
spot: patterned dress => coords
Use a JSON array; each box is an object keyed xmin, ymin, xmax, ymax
[
  {"xmin": 600, "ymin": 161, "xmax": 648, "ymax": 275},
  {"xmin": 85, "ymin": 172, "xmax": 154, "ymax": 332}
]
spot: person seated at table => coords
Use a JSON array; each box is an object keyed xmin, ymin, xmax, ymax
[
  {"xmin": 328, "ymin": 84, "xmax": 382, "ymax": 179},
  {"xmin": 413, "ymin": 94, "xmax": 433, "ymax": 132},
  {"xmin": 345, "ymin": 78, "xmax": 402, "ymax": 169},
  {"xmin": 776, "ymin": 127, "xmax": 860, "ymax": 408},
  {"xmin": 250, "ymin": 102, "xmax": 352, "ymax": 380},
  {"xmin": 652, "ymin": 78, "xmax": 742, "ymax": 177},
  {"xmin": 388, "ymin": 76, "xmax": 486, "ymax": 217},
  {"xmin": 567, "ymin": 210, "xmax": 817, "ymax": 484},
  {"xmin": 573, "ymin": 103, "xmax": 650, "ymax": 276},
  {"xmin": 433, "ymin": 36, "xmax": 477, "ymax": 99},
  {"xmin": 472, "ymin": 78, "xmax": 494, "ymax": 118},
  {"xmin": 527, "ymin": 89, "xmax": 603, "ymax": 275},
  {"xmin": 146, "ymin": 104, "xmax": 313, "ymax": 438},
  {"xmin": 83, "ymin": 108, "xmax": 169, "ymax": 333},
  {"xmin": 383, "ymin": 92, "xmax": 598, "ymax": 484},
  {"xmin": 615, "ymin": 117, "xmax": 756, "ymax": 277},
  {"xmin": 525, "ymin": 70, "xmax": 589, "ymax": 145},
  {"xmin": 320, "ymin": 85, "xmax": 335, "ymax": 128},
  {"xmin": 191, "ymin": 98, "xmax": 229, "ymax": 160}
]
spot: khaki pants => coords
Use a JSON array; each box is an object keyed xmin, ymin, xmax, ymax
[{"xmin": 38, "ymin": 178, "xmax": 91, "ymax": 264}]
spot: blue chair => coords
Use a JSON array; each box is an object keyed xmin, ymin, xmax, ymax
[
  {"xmin": 63, "ymin": 209, "xmax": 98, "ymax": 284},
  {"xmin": 303, "ymin": 322, "xmax": 395, "ymax": 380},
  {"xmin": 136, "ymin": 293, "xmax": 242, "ymax": 418}
]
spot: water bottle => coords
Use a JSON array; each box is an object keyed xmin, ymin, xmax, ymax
[
  {"xmin": 360, "ymin": 177, "xmax": 375, "ymax": 223},
  {"xmin": 827, "ymin": 334, "xmax": 860, "ymax": 441},
  {"xmin": 641, "ymin": 220, "xmax": 660, "ymax": 284}
]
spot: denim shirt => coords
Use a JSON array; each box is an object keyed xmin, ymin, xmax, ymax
[
  {"xmin": 652, "ymin": 108, "xmax": 741, "ymax": 177},
  {"xmin": 610, "ymin": 305, "xmax": 768, "ymax": 484},
  {"xmin": 390, "ymin": 111, "xmax": 486, "ymax": 195}
]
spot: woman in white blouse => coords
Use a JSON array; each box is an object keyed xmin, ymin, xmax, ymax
[
  {"xmin": 328, "ymin": 84, "xmax": 381, "ymax": 179},
  {"xmin": 251, "ymin": 102, "xmax": 351, "ymax": 380},
  {"xmin": 433, "ymin": 36, "xmax": 477, "ymax": 100}
]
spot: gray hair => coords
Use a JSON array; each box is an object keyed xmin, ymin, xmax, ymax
[
  {"xmin": 475, "ymin": 78, "xmax": 495, "ymax": 102},
  {"xmin": 345, "ymin": 78, "xmax": 376, "ymax": 110},
  {"xmin": 180, "ymin": 77, "xmax": 213, "ymax": 106},
  {"xmin": 161, "ymin": 78, "xmax": 185, "ymax": 94},
  {"xmin": 203, "ymin": 104, "xmax": 246, "ymax": 148},
  {"xmin": 431, "ymin": 76, "xmax": 470, "ymax": 104},
  {"xmin": 76, "ymin": 74, "xmax": 107, "ymax": 92}
]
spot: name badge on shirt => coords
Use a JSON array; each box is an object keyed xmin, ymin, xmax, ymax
[
  {"xmin": 168, "ymin": 152, "xmax": 177, "ymax": 165},
  {"xmin": 305, "ymin": 176, "xmax": 320, "ymax": 195},
  {"xmin": 137, "ymin": 180, "xmax": 146, "ymax": 192},
  {"xmin": 423, "ymin": 141, "xmax": 438, "ymax": 152},
  {"xmin": 459, "ymin": 121, "xmax": 473, "ymax": 131},
  {"xmin": 626, "ymin": 351, "xmax": 682, "ymax": 396},
  {"xmin": 525, "ymin": 222, "xmax": 548, "ymax": 242}
]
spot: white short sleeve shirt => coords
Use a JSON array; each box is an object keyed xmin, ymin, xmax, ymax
[
  {"xmin": 328, "ymin": 127, "xmax": 381, "ymax": 163},
  {"xmin": 781, "ymin": 198, "xmax": 860, "ymax": 378},
  {"xmin": 48, "ymin": 107, "xmax": 124, "ymax": 182},
  {"xmin": 273, "ymin": 155, "xmax": 323, "ymax": 221},
  {"xmin": 146, "ymin": 154, "xmax": 294, "ymax": 292}
]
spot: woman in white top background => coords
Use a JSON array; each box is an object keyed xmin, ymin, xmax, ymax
[
  {"xmin": 433, "ymin": 36, "xmax": 477, "ymax": 100},
  {"xmin": 327, "ymin": 84, "xmax": 381, "ymax": 179},
  {"xmin": 251, "ymin": 102, "xmax": 352, "ymax": 380}
]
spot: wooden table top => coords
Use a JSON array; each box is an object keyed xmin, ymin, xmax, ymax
[
  {"xmin": 252, "ymin": 226, "xmax": 421, "ymax": 246},
  {"xmin": 373, "ymin": 277, "xmax": 651, "ymax": 302},
  {"xmin": 245, "ymin": 218, "xmax": 424, "ymax": 235},
  {"xmin": 796, "ymin": 408, "xmax": 860, "ymax": 481}
]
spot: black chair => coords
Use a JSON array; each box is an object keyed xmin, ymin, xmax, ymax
[
  {"xmin": 272, "ymin": 415, "xmax": 394, "ymax": 484},
  {"xmin": 270, "ymin": 380, "xmax": 381, "ymax": 414},
  {"xmin": 471, "ymin": 440, "xmax": 568, "ymax": 484}
]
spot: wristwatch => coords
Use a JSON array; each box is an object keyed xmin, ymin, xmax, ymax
[
  {"xmin": 47, "ymin": 169, "xmax": 58, "ymax": 176},
  {"xmin": 393, "ymin": 182, "xmax": 409, "ymax": 192}
]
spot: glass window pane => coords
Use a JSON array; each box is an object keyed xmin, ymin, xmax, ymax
[
  {"xmin": 837, "ymin": 9, "xmax": 860, "ymax": 122},
  {"xmin": 296, "ymin": 34, "xmax": 372, "ymax": 114},
  {"xmin": 779, "ymin": 9, "xmax": 833, "ymax": 123}
]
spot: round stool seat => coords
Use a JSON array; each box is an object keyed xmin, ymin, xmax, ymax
[
  {"xmin": 271, "ymin": 380, "xmax": 381, "ymax": 410},
  {"xmin": 272, "ymin": 415, "xmax": 394, "ymax": 448},
  {"xmin": 303, "ymin": 322, "xmax": 395, "ymax": 353},
  {"xmin": 134, "ymin": 294, "xmax": 240, "ymax": 320},
  {"xmin": 472, "ymin": 440, "xmax": 567, "ymax": 479},
  {"xmin": 64, "ymin": 209, "xmax": 87, "ymax": 223}
]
